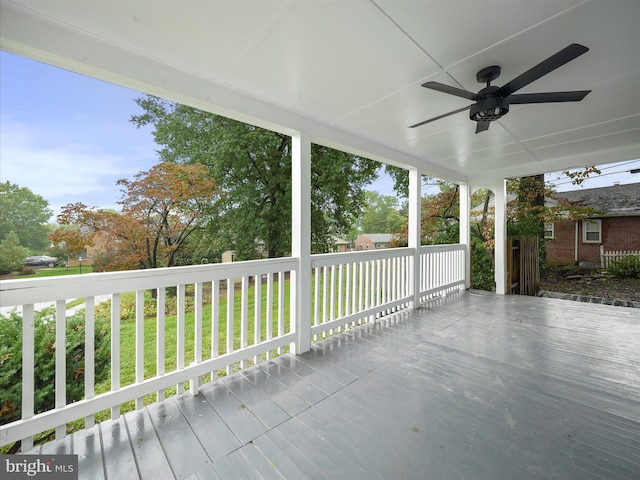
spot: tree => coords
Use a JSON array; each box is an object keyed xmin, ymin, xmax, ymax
[
  {"xmin": 51, "ymin": 163, "xmax": 220, "ymax": 271},
  {"xmin": 0, "ymin": 232, "xmax": 30, "ymax": 273},
  {"xmin": 130, "ymin": 96, "xmax": 380, "ymax": 257},
  {"xmin": 0, "ymin": 182, "xmax": 52, "ymax": 252},
  {"xmin": 350, "ymin": 191, "xmax": 405, "ymax": 237}
]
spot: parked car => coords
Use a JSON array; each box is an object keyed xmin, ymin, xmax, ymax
[{"xmin": 23, "ymin": 255, "xmax": 63, "ymax": 268}]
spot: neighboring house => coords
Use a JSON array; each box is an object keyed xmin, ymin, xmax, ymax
[
  {"xmin": 66, "ymin": 230, "xmax": 109, "ymax": 267},
  {"xmin": 331, "ymin": 237, "xmax": 352, "ymax": 252},
  {"xmin": 355, "ymin": 233, "xmax": 393, "ymax": 250},
  {"xmin": 546, "ymin": 183, "xmax": 640, "ymax": 266}
]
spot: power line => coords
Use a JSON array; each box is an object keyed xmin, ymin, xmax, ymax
[{"xmin": 552, "ymin": 168, "xmax": 638, "ymax": 187}]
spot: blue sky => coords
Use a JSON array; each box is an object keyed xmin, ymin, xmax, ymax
[{"xmin": 1, "ymin": 51, "xmax": 638, "ymax": 222}]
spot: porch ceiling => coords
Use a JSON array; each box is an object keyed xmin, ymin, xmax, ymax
[{"xmin": 1, "ymin": 1, "xmax": 639, "ymax": 185}]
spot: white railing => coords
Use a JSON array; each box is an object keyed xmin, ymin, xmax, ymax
[
  {"xmin": 418, "ymin": 244, "xmax": 466, "ymax": 302},
  {"xmin": 0, "ymin": 258, "xmax": 296, "ymax": 450},
  {"xmin": 0, "ymin": 245, "xmax": 466, "ymax": 449},
  {"xmin": 600, "ymin": 246, "xmax": 640, "ymax": 269},
  {"xmin": 311, "ymin": 247, "xmax": 414, "ymax": 337}
]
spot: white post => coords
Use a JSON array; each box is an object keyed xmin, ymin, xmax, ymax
[
  {"xmin": 493, "ymin": 179, "xmax": 508, "ymax": 295},
  {"xmin": 291, "ymin": 130, "xmax": 312, "ymax": 354},
  {"xmin": 459, "ymin": 183, "xmax": 471, "ymax": 289},
  {"xmin": 408, "ymin": 168, "xmax": 422, "ymax": 307}
]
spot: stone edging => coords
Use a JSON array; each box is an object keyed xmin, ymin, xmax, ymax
[{"xmin": 538, "ymin": 290, "xmax": 640, "ymax": 309}]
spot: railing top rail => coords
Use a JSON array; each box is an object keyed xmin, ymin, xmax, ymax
[
  {"xmin": 0, "ymin": 257, "xmax": 297, "ymax": 307},
  {"xmin": 311, "ymin": 247, "xmax": 415, "ymax": 268},
  {"xmin": 419, "ymin": 243, "xmax": 465, "ymax": 253}
]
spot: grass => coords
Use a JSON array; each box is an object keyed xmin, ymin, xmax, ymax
[{"xmin": 1, "ymin": 265, "xmax": 94, "ymax": 280}]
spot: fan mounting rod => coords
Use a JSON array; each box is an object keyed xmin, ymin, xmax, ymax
[{"xmin": 476, "ymin": 65, "xmax": 501, "ymax": 86}]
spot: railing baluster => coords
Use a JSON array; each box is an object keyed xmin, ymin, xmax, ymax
[
  {"xmin": 211, "ymin": 280, "xmax": 219, "ymax": 380},
  {"xmin": 313, "ymin": 267, "xmax": 320, "ymax": 341},
  {"xmin": 177, "ymin": 284, "xmax": 185, "ymax": 393},
  {"xmin": 277, "ymin": 271, "xmax": 284, "ymax": 355},
  {"xmin": 55, "ymin": 300, "xmax": 66, "ymax": 439},
  {"xmin": 111, "ymin": 293, "xmax": 120, "ymax": 420},
  {"xmin": 226, "ymin": 278, "xmax": 234, "ymax": 374},
  {"xmin": 338, "ymin": 263, "xmax": 344, "ymax": 331},
  {"xmin": 266, "ymin": 273, "xmax": 273, "ymax": 359},
  {"xmin": 157, "ymin": 287, "xmax": 166, "ymax": 401},
  {"xmin": 21, "ymin": 304, "xmax": 35, "ymax": 451},
  {"xmin": 191, "ymin": 282, "xmax": 203, "ymax": 394},
  {"xmin": 240, "ymin": 276, "xmax": 249, "ymax": 369},
  {"xmin": 322, "ymin": 266, "xmax": 329, "ymax": 337},
  {"xmin": 254, "ymin": 274, "xmax": 261, "ymax": 364},
  {"xmin": 358, "ymin": 261, "xmax": 364, "ymax": 323},
  {"xmin": 135, "ymin": 290, "xmax": 145, "ymax": 409},
  {"xmin": 85, "ymin": 296, "xmax": 95, "ymax": 428}
]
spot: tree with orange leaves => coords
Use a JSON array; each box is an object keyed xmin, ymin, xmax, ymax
[{"xmin": 50, "ymin": 162, "xmax": 220, "ymax": 271}]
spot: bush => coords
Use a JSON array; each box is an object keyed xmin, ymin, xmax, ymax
[
  {"xmin": 608, "ymin": 255, "xmax": 640, "ymax": 279},
  {"xmin": 0, "ymin": 309, "xmax": 111, "ymax": 426},
  {"xmin": 18, "ymin": 266, "xmax": 35, "ymax": 276},
  {"xmin": 471, "ymin": 237, "xmax": 495, "ymax": 291}
]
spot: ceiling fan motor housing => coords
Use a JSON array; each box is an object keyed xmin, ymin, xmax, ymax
[{"xmin": 470, "ymin": 96, "xmax": 509, "ymax": 122}]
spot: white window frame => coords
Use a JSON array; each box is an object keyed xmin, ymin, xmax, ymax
[
  {"xmin": 582, "ymin": 219, "xmax": 602, "ymax": 243},
  {"xmin": 544, "ymin": 223, "xmax": 554, "ymax": 239}
]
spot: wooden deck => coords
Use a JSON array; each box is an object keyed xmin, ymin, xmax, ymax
[{"xmin": 27, "ymin": 292, "xmax": 640, "ymax": 479}]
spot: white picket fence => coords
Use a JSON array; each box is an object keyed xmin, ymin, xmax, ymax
[
  {"xmin": 600, "ymin": 246, "xmax": 640, "ymax": 269},
  {"xmin": 0, "ymin": 244, "xmax": 466, "ymax": 449}
]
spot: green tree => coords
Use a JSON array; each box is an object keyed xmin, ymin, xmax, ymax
[
  {"xmin": 351, "ymin": 191, "xmax": 405, "ymax": 237},
  {"xmin": 130, "ymin": 96, "xmax": 380, "ymax": 257},
  {"xmin": 0, "ymin": 232, "xmax": 30, "ymax": 273},
  {"xmin": 0, "ymin": 182, "xmax": 52, "ymax": 252}
]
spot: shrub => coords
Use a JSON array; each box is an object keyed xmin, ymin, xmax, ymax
[
  {"xmin": 471, "ymin": 237, "xmax": 495, "ymax": 291},
  {"xmin": 608, "ymin": 255, "xmax": 640, "ymax": 279},
  {"xmin": 0, "ymin": 309, "xmax": 111, "ymax": 426},
  {"xmin": 18, "ymin": 266, "xmax": 36, "ymax": 276}
]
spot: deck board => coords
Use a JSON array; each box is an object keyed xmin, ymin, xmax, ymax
[{"xmin": 22, "ymin": 292, "xmax": 640, "ymax": 479}]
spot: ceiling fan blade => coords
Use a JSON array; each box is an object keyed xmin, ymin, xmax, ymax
[
  {"xmin": 508, "ymin": 90, "xmax": 591, "ymax": 104},
  {"xmin": 475, "ymin": 122, "xmax": 490, "ymax": 134},
  {"xmin": 409, "ymin": 105, "xmax": 472, "ymax": 128},
  {"xmin": 422, "ymin": 81, "xmax": 477, "ymax": 100},
  {"xmin": 495, "ymin": 43, "xmax": 589, "ymax": 97}
]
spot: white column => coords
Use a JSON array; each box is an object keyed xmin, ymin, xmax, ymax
[
  {"xmin": 408, "ymin": 168, "xmax": 422, "ymax": 307},
  {"xmin": 291, "ymin": 130, "xmax": 312, "ymax": 354},
  {"xmin": 493, "ymin": 179, "xmax": 508, "ymax": 295},
  {"xmin": 459, "ymin": 183, "xmax": 471, "ymax": 289}
]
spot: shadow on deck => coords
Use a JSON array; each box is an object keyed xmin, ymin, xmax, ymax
[{"xmin": 27, "ymin": 292, "xmax": 640, "ymax": 479}]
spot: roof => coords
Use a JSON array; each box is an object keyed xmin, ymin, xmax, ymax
[
  {"xmin": 1, "ymin": 1, "xmax": 638, "ymax": 186},
  {"xmin": 470, "ymin": 182, "xmax": 640, "ymax": 217},
  {"xmin": 360, "ymin": 234, "xmax": 394, "ymax": 243},
  {"xmin": 552, "ymin": 182, "xmax": 640, "ymax": 217}
]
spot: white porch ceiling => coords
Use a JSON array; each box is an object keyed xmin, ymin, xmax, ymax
[{"xmin": 1, "ymin": 0, "xmax": 639, "ymax": 186}]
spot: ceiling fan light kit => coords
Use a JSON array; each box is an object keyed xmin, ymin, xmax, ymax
[{"xmin": 410, "ymin": 43, "xmax": 591, "ymax": 133}]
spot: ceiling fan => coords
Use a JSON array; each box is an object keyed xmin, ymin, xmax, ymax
[{"xmin": 410, "ymin": 43, "xmax": 591, "ymax": 134}]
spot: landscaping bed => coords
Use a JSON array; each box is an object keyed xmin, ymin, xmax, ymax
[{"xmin": 539, "ymin": 266, "xmax": 640, "ymax": 307}]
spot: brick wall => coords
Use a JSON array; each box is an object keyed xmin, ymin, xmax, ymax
[
  {"xmin": 355, "ymin": 235, "xmax": 375, "ymax": 251},
  {"xmin": 546, "ymin": 216, "xmax": 640, "ymax": 265}
]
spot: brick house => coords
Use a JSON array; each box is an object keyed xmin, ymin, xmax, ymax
[
  {"xmin": 546, "ymin": 183, "xmax": 640, "ymax": 266},
  {"xmin": 354, "ymin": 233, "xmax": 393, "ymax": 251}
]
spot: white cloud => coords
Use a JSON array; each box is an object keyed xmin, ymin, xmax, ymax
[{"xmin": 0, "ymin": 114, "xmax": 157, "ymax": 219}]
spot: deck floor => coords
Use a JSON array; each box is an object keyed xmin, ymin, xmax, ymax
[{"xmin": 28, "ymin": 292, "xmax": 640, "ymax": 479}]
